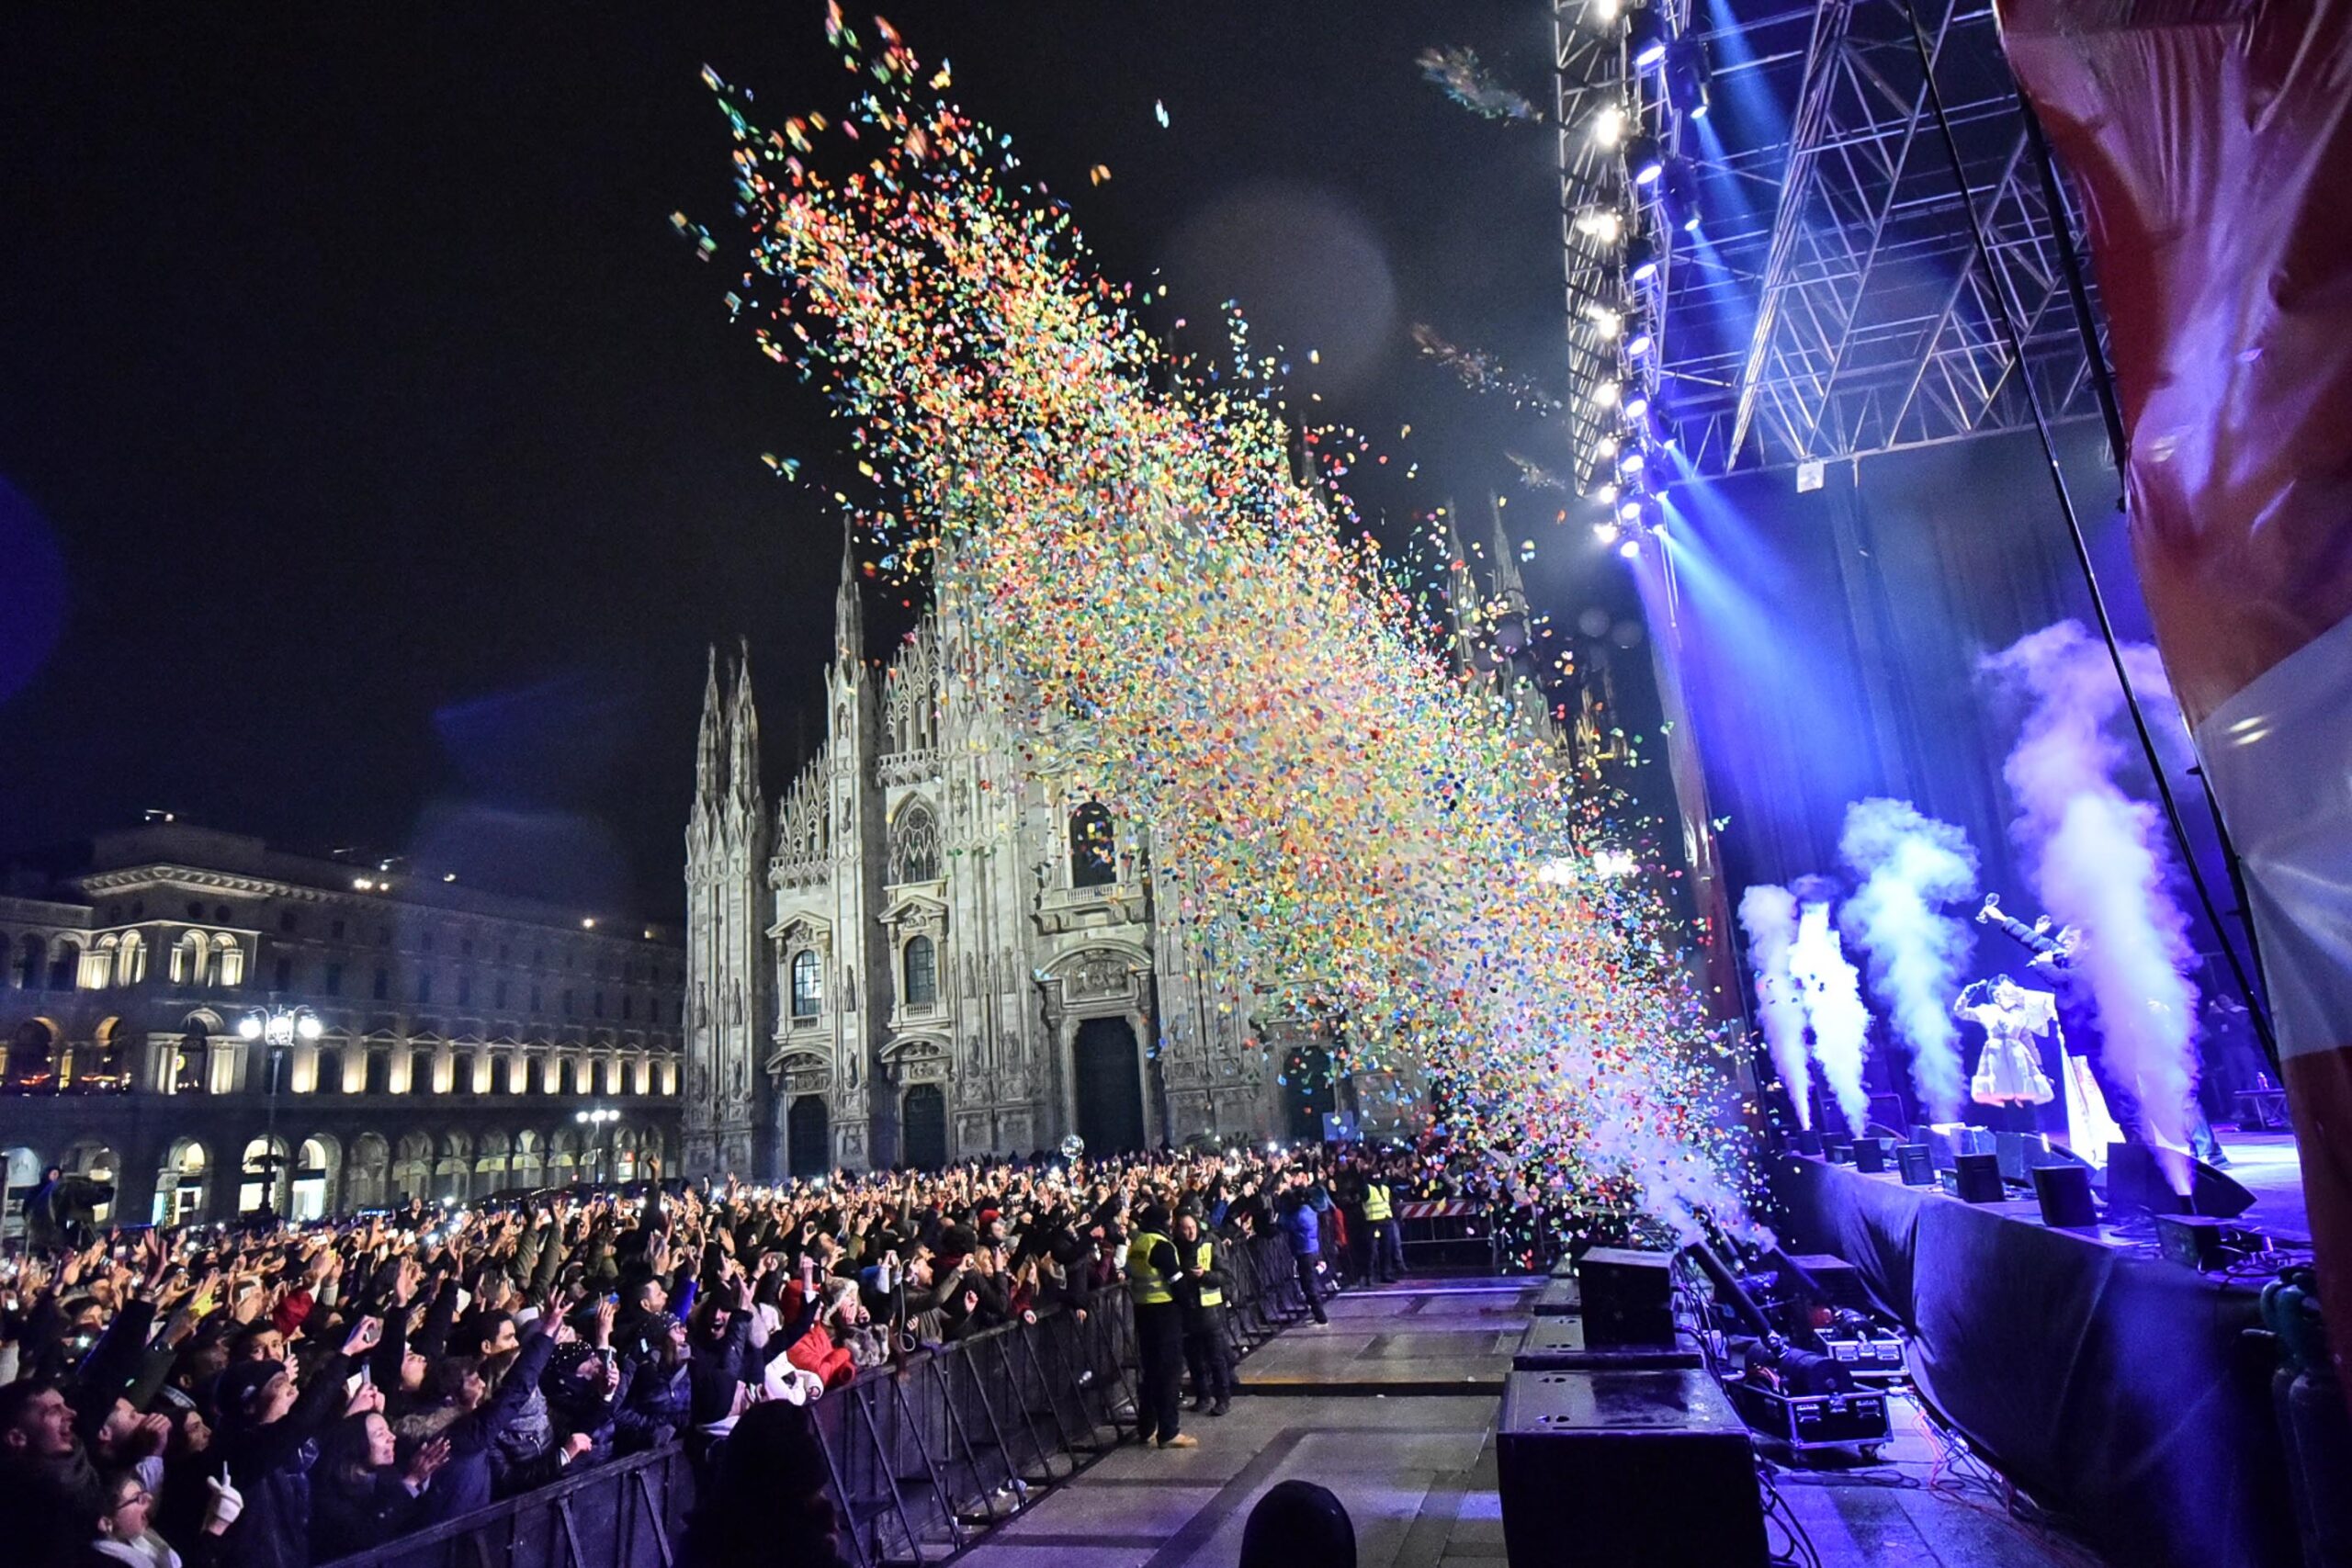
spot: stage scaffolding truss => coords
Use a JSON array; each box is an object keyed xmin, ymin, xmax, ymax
[{"xmin": 1554, "ymin": 0, "xmax": 2109, "ymax": 483}]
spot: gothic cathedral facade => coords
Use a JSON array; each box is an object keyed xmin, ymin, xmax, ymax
[{"xmin": 681, "ymin": 537, "xmax": 1288, "ymax": 1179}]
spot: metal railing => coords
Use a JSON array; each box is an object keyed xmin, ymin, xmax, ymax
[{"xmin": 320, "ymin": 1233, "xmax": 1306, "ymax": 1568}]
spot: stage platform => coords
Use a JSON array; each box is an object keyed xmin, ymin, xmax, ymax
[
  {"xmin": 1770, "ymin": 1149, "xmax": 2299, "ymax": 1568},
  {"xmin": 945, "ymin": 1277, "xmax": 2109, "ymax": 1568}
]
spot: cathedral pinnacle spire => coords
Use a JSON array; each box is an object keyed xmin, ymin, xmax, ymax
[
  {"xmin": 835, "ymin": 518, "xmax": 865, "ymax": 671},
  {"xmin": 728, "ymin": 639, "xmax": 763, "ymax": 818},
  {"xmin": 695, "ymin": 645, "xmax": 725, "ymax": 807},
  {"xmin": 1487, "ymin": 493, "xmax": 1528, "ymax": 613}
]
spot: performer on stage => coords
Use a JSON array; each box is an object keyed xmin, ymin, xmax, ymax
[
  {"xmin": 1954, "ymin": 976, "xmax": 2058, "ymax": 1131},
  {"xmin": 1976, "ymin": 895, "xmax": 2222, "ymax": 1167}
]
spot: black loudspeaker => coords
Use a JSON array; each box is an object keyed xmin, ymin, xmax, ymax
[
  {"xmin": 1498, "ymin": 1370, "xmax": 1769, "ymax": 1568},
  {"xmin": 1577, "ymin": 1248, "xmax": 1676, "ymax": 1347},
  {"xmin": 1851, "ymin": 1136, "xmax": 1892, "ymax": 1173},
  {"xmin": 2106, "ymin": 1142, "xmax": 2257, "ymax": 1219},
  {"xmin": 1785, "ymin": 1254, "xmax": 1871, "ymax": 1312},
  {"xmin": 2032, "ymin": 1162, "xmax": 2098, "ymax": 1228},
  {"xmin": 1950, "ymin": 1152, "xmax": 2005, "ymax": 1203},
  {"xmin": 1897, "ymin": 1145, "xmax": 1936, "ymax": 1186}
]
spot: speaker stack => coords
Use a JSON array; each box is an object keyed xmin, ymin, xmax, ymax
[{"xmin": 1497, "ymin": 1249, "xmax": 1769, "ymax": 1567}]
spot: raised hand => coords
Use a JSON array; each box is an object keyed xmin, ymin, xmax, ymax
[{"xmin": 405, "ymin": 1436, "xmax": 453, "ymax": 1489}]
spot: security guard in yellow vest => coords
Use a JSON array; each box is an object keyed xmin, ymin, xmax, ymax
[
  {"xmin": 1175, "ymin": 1210, "xmax": 1235, "ymax": 1415},
  {"xmin": 1126, "ymin": 1204, "xmax": 1195, "ymax": 1448},
  {"xmin": 1362, "ymin": 1168, "xmax": 1406, "ymax": 1283}
]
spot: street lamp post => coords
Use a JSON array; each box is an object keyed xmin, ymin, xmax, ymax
[
  {"xmin": 239, "ymin": 1005, "xmax": 321, "ymax": 1217},
  {"xmin": 574, "ymin": 1106, "xmax": 619, "ymax": 1187}
]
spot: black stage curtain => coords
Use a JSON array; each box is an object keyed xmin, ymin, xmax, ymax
[{"xmin": 1772, "ymin": 1155, "xmax": 2292, "ymax": 1568}]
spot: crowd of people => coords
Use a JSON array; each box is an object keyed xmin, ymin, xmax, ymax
[{"xmin": 0, "ymin": 1141, "xmax": 1441, "ymax": 1568}]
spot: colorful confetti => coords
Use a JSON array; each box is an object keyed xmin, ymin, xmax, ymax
[
  {"xmin": 1415, "ymin": 45, "xmax": 1542, "ymax": 123},
  {"xmin": 695, "ymin": 22, "xmax": 1749, "ymax": 1234},
  {"xmin": 1410, "ymin": 322, "xmax": 1564, "ymax": 416}
]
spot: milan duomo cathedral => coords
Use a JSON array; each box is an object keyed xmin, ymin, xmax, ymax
[{"xmin": 681, "ymin": 507, "xmax": 1609, "ymax": 1179}]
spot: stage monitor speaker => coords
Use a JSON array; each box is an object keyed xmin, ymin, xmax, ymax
[
  {"xmin": 1852, "ymin": 1136, "xmax": 1892, "ymax": 1174},
  {"xmin": 1825, "ymin": 1138, "xmax": 1855, "ymax": 1164},
  {"xmin": 1498, "ymin": 1369, "xmax": 1769, "ymax": 1568},
  {"xmin": 1949, "ymin": 1152, "xmax": 2005, "ymax": 1204},
  {"xmin": 2106, "ymin": 1142, "xmax": 2257, "ymax": 1219},
  {"xmin": 1897, "ymin": 1145, "xmax": 1936, "ymax": 1186},
  {"xmin": 2032, "ymin": 1162, "xmax": 2098, "ymax": 1228},
  {"xmin": 1577, "ymin": 1247, "xmax": 1676, "ymax": 1347}
]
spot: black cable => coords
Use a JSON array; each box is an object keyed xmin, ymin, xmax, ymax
[{"xmin": 1901, "ymin": 1, "xmax": 2278, "ymax": 1065}]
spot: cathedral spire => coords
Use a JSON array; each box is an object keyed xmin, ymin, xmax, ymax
[
  {"xmin": 695, "ymin": 644, "xmax": 726, "ymax": 809},
  {"xmin": 729, "ymin": 638, "xmax": 763, "ymax": 818},
  {"xmin": 1442, "ymin": 502, "xmax": 1483, "ymax": 673},
  {"xmin": 1487, "ymin": 493, "xmax": 1528, "ymax": 614},
  {"xmin": 835, "ymin": 518, "xmax": 865, "ymax": 671}
]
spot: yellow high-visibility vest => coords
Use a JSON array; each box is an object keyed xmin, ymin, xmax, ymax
[
  {"xmin": 1363, "ymin": 1181, "xmax": 1393, "ymax": 1222},
  {"xmin": 1192, "ymin": 1240, "xmax": 1223, "ymax": 1308},
  {"xmin": 1127, "ymin": 1231, "xmax": 1175, "ymax": 1306}
]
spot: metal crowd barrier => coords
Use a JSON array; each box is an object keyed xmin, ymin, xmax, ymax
[{"xmin": 318, "ymin": 1233, "xmax": 1303, "ymax": 1568}]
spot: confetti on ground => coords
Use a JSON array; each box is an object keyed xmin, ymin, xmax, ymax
[
  {"xmin": 1416, "ymin": 45, "xmax": 1542, "ymax": 123},
  {"xmin": 695, "ymin": 21, "xmax": 1750, "ymax": 1233}
]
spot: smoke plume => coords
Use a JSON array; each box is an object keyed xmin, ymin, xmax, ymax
[
  {"xmin": 1790, "ymin": 888, "xmax": 1874, "ymax": 1135},
  {"xmin": 1737, "ymin": 883, "xmax": 1812, "ymax": 1129},
  {"xmin": 1984, "ymin": 621, "xmax": 2199, "ymax": 1152},
  {"xmin": 1838, "ymin": 799, "xmax": 1978, "ymax": 1122}
]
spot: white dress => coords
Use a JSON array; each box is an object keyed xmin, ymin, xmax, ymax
[{"xmin": 1958, "ymin": 987, "xmax": 2057, "ymax": 1107}]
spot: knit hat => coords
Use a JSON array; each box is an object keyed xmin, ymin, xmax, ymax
[{"xmin": 215, "ymin": 1359, "xmax": 288, "ymax": 1428}]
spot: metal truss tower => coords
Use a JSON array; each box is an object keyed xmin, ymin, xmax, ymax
[{"xmin": 1557, "ymin": 0, "xmax": 2109, "ymax": 481}]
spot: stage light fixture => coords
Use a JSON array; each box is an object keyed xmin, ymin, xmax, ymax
[
  {"xmin": 1590, "ymin": 103, "xmax": 1627, "ymax": 149},
  {"xmin": 1589, "ymin": 0, "xmax": 1623, "ymax": 24},
  {"xmin": 1624, "ymin": 327, "xmax": 1655, "ymax": 357},
  {"xmin": 1593, "ymin": 434, "xmax": 1620, "ymax": 459},
  {"xmin": 1628, "ymin": 8, "xmax": 1671, "ymax": 70},
  {"xmin": 1593, "ymin": 482, "xmax": 1619, "ymax": 504},
  {"xmin": 1661, "ymin": 158, "xmax": 1702, "ymax": 233},
  {"xmin": 1618, "ymin": 537, "xmax": 1642, "ymax": 558},
  {"xmin": 1576, "ymin": 207, "xmax": 1624, "ymax": 244},
  {"xmin": 1626, "ymin": 134, "xmax": 1665, "ymax": 186},
  {"xmin": 1666, "ymin": 39, "xmax": 1713, "ymax": 121},
  {"xmin": 1589, "ymin": 378, "xmax": 1623, "ymax": 410},
  {"xmin": 1623, "ymin": 388, "xmax": 1650, "ymax": 422},
  {"xmin": 1594, "ymin": 521, "xmax": 1621, "ymax": 545},
  {"xmin": 1588, "ymin": 304, "xmax": 1623, "ymax": 340},
  {"xmin": 1617, "ymin": 495, "xmax": 1644, "ymax": 523},
  {"xmin": 1624, "ymin": 235, "xmax": 1659, "ymax": 285}
]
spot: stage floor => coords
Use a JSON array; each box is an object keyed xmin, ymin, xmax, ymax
[
  {"xmin": 944, "ymin": 1278, "xmax": 2103, "ymax": 1568},
  {"xmin": 2219, "ymin": 1129, "xmax": 2308, "ymax": 1237}
]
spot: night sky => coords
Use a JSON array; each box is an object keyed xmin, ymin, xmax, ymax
[{"xmin": 1, "ymin": 4, "xmax": 1640, "ymax": 918}]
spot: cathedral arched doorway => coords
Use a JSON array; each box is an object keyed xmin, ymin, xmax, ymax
[
  {"xmin": 1074, "ymin": 1017, "xmax": 1147, "ymax": 1154},
  {"xmin": 901, "ymin": 1084, "xmax": 947, "ymax": 1169},
  {"xmin": 1283, "ymin": 1044, "xmax": 1336, "ymax": 1145},
  {"xmin": 788, "ymin": 1095, "xmax": 831, "ymax": 1178}
]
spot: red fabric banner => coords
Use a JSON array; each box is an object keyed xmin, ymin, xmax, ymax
[{"xmin": 1997, "ymin": 0, "xmax": 2352, "ymax": 1382}]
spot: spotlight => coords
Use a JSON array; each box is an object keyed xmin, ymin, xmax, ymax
[
  {"xmin": 1617, "ymin": 495, "xmax": 1644, "ymax": 523},
  {"xmin": 1589, "ymin": 379, "xmax": 1623, "ymax": 410},
  {"xmin": 1590, "ymin": 103, "xmax": 1627, "ymax": 149},
  {"xmin": 1588, "ymin": 304, "xmax": 1623, "ymax": 340},
  {"xmin": 1628, "ymin": 8, "xmax": 1671, "ymax": 70},
  {"xmin": 1618, "ymin": 538, "xmax": 1642, "ymax": 558},
  {"xmin": 1592, "ymin": 482, "xmax": 1618, "ymax": 504},
  {"xmin": 1624, "ymin": 327, "xmax": 1655, "ymax": 357},
  {"xmin": 1661, "ymin": 158, "xmax": 1702, "ymax": 233},
  {"xmin": 1589, "ymin": 0, "xmax": 1623, "ymax": 23},
  {"xmin": 1623, "ymin": 388, "xmax": 1651, "ymax": 422},
  {"xmin": 1626, "ymin": 134, "xmax": 1665, "ymax": 186},
  {"xmin": 1616, "ymin": 445, "xmax": 1646, "ymax": 477},
  {"xmin": 1594, "ymin": 521, "xmax": 1621, "ymax": 545},
  {"xmin": 1593, "ymin": 434, "xmax": 1620, "ymax": 459},
  {"xmin": 1576, "ymin": 207, "xmax": 1624, "ymax": 244},
  {"xmin": 1666, "ymin": 39, "xmax": 1713, "ymax": 121},
  {"xmin": 1624, "ymin": 234, "xmax": 1659, "ymax": 285}
]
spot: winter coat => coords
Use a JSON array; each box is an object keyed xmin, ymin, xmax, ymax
[
  {"xmin": 310, "ymin": 1469, "xmax": 429, "ymax": 1564},
  {"xmin": 211, "ymin": 1351, "xmax": 354, "ymax": 1568},
  {"xmin": 1282, "ymin": 1201, "xmax": 1320, "ymax": 1259},
  {"xmin": 400, "ymin": 1328, "xmax": 556, "ymax": 1526}
]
